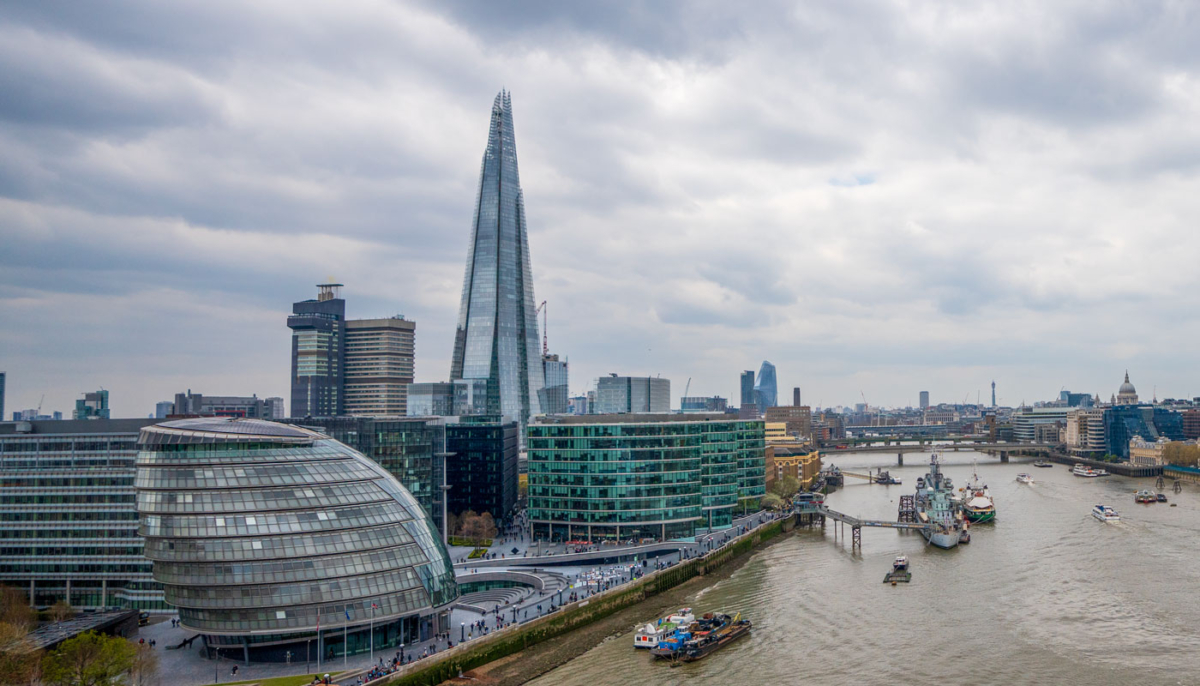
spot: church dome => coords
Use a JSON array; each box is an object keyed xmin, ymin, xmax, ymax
[{"xmin": 1119, "ymin": 371, "xmax": 1136, "ymax": 395}]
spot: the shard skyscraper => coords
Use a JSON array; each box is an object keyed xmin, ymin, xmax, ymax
[{"xmin": 450, "ymin": 91, "xmax": 545, "ymax": 431}]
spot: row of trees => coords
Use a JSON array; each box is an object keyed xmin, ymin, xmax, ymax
[
  {"xmin": 1163, "ymin": 442, "xmax": 1200, "ymax": 467},
  {"xmin": 0, "ymin": 587, "xmax": 158, "ymax": 686},
  {"xmin": 446, "ymin": 510, "xmax": 499, "ymax": 547}
]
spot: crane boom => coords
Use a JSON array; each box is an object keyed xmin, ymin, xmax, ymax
[{"xmin": 535, "ymin": 300, "xmax": 548, "ymax": 356}]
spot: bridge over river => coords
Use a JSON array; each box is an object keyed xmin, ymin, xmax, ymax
[{"xmin": 820, "ymin": 441, "xmax": 1056, "ymax": 465}]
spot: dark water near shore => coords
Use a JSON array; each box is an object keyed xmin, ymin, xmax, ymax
[{"xmin": 530, "ymin": 452, "xmax": 1200, "ymax": 685}]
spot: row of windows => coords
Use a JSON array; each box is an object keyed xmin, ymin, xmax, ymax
[
  {"xmin": 528, "ymin": 473, "xmax": 701, "ymax": 487},
  {"xmin": 0, "ymin": 476, "xmax": 132, "ymax": 487},
  {"xmin": 140, "ymin": 502, "xmax": 408, "ymax": 539},
  {"xmin": 135, "ymin": 444, "xmax": 347, "ymax": 465},
  {"xmin": 166, "ymin": 567, "xmax": 422, "ymax": 610},
  {"xmin": 152, "ymin": 543, "xmax": 427, "ymax": 586},
  {"xmin": 526, "ymin": 507, "xmax": 703, "ymax": 525},
  {"xmin": 527, "ymin": 497, "xmax": 701, "ymax": 513},
  {"xmin": 0, "ymin": 494, "xmax": 135, "ymax": 505},
  {"xmin": 137, "ymin": 481, "xmax": 387, "ymax": 515},
  {"xmin": 1, "ymin": 511, "xmax": 137, "ymax": 522},
  {"xmin": 0, "ymin": 561, "xmax": 154, "ymax": 575},
  {"xmin": 0, "ymin": 529, "xmax": 141, "ymax": 540},
  {"xmin": 143, "ymin": 523, "xmax": 414, "ymax": 562},
  {"xmin": 135, "ymin": 459, "xmax": 378, "ymax": 489},
  {"xmin": 178, "ymin": 588, "xmax": 430, "ymax": 633},
  {"xmin": 527, "ymin": 485, "xmax": 699, "ymax": 500},
  {"xmin": 0, "ymin": 545, "xmax": 143, "ymax": 556},
  {"xmin": 0, "ymin": 440, "xmax": 138, "ymax": 453}
]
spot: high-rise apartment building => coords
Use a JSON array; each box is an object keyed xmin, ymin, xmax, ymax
[
  {"xmin": 344, "ymin": 316, "xmax": 416, "ymax": 416},
  {"xmin": 450, "ymin": 91, "xmax": 545, "ymax": 433},
  {"xmin": 539, "ymin": 354, "xmax": 569, "ymax": 415},
  {"xmin": 919, "ymin": 391, "xmax": 930, "ymax": 410},
  {"xmin": 595, "ymin": 375, "xmax": 671, "ymax": 414},
  {"xmin": 73, "ymin": 390, "xmax": 110, "ymax": 420},
  {"xmin": 0, "ymin": 371, "xmax": 5, "ymax": 420},
  {"xmin": 1, "ymin": 418, "xmax": 166, "ymax": 612},
  {"xmin": 288, "ymin": 284, "xmax": 346, "ymax": 418},
  {"xmin": 764, "ymin": 405, "xmax": 812, "ymax": 438},
  {"xmin": 754, "ymin": 362, "xmax": 777, "ymax": 414},
  {"xmin": 793, "ymin": 387, "xmax": 801, "ymax": 407}
]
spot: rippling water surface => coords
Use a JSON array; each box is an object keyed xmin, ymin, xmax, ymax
[{"xmin": 529, "ymin": 452, "xmax": 1200, "ymax": 685}]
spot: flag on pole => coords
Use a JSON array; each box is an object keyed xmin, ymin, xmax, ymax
[{"xmin": 345, "ymin": 610, "xmax": 351, "ymax": 621}]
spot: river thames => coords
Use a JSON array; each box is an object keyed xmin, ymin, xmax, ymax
[{"xmin": 529, "ymin": 451, "xmax": 1200, "ymax": 685}]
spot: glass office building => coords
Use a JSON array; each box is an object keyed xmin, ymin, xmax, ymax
[
  {"xmin": 0, "ymin": 418, "xmax": 167, "ymax": 612},
  {"xmin": 282, "ymin": 416, "xmax": 451, "ymax": 539},
  {"xmin": 538, "ymin": 354, "xmax": 569, "ymax": 415},
  {"xmin": 754, "ymin": 361, "xmax": 777, "ymax": 414},
  {"xmin": 594, "ymin": 375, "xmax": 671, "ymax": 414},
  {"xmin": 450, "ymin": 91, "xmax": 546, "ymax": 435},
  {"xmin": 1104, "ymin": 405, "xmax": 1184, "ymax": 460},
  {"xmin": 526, "ymin": 415, "xmax": 766, "ymax": 541},
  {"xmin": 445, "ymin": 417, "xmax": 519, "ymax": 520},
  {"xmin": 288, "ymin": 284, "xmax": 346, "ymax": 418},
  {"xmin": 136, "ymin": 418, "xmax": 456, "ymax": 663}
]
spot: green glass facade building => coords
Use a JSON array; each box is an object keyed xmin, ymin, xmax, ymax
[{"xmin": 526, "ymin": 414, "xmax": 765, "ymax": 542}]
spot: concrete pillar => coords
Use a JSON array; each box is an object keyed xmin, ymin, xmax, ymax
[
  {"xmin": 897, "ymin": 452, "xmax": 904, "ymax": 466},
  {"xmin": 29, "ymin": 579, "xmax": 34, "ymax": 606},
  {"xmin": 101, "ymin": 580, "xmax": 107, "ymax": 609},
  {"xmin": 1000, "ymin": 451, "xmax": 1009, "ymax": 463},
  {"xmin": 65, "ymin": 579, "xmax": 71, "ymax": 606}
]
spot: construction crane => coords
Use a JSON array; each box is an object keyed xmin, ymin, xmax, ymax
[
  {"xmin": 684, "ymin": 377, "xmax": 692, "ymax": 398},
  {"xmin": 535, "ymin": 300, "xmax": 548, "ymax": 355},
  {"xmin": 860, "ymin": 390, "xmax": 868, "ymax": 410}
]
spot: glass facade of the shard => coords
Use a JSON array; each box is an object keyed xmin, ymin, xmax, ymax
[{"xmin": 450, "ymin": 91, "xmax": 544, "ymax": 433}]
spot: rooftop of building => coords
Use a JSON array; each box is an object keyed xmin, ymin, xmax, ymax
[
  {"xmin": 532, "ymin": 413, "xmax": 757, "ymax": 425},
  {"xmin": 141, "ymin": 417, "xmax": 324, "ymax": 445},
  {"xmin": 0, "ymin": 417, "xmax": 159, "ymax": 435}
]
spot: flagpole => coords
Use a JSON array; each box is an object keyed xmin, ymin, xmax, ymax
[{"xmin": 369, "ymin": 603, "xmax": 375, "ymax": 663}]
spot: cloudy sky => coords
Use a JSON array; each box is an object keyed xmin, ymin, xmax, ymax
[{"xmin": 3, "ymin": 1, "xmax": 1199, "ymax": 418}]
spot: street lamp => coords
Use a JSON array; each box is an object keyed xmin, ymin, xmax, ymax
[
  {"xmin": 213, "ymin": 647, "xmax": 221, "ymax": 684},
  {"xmin": 460, "ymin": 622, "xmax": 465, "ymax": 642},
  {"xmin": 399, "ymin": 643, "xmax": 404, "ymax": 664}
]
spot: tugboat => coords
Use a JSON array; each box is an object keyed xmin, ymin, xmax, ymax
[
  {"xmin": 914, "ymin": 455, "xmax": 965, "ymax": 549},
  {"xmin": 962, "ymin": 467, "xmax": 996, "ymax": 523},
  {"xmin": 874, "ymin": 469, "xmax": 902, "ymax": 485},
  {"xmin": 650, "ymin": 612, "xmax": 751, "ymax": 663},
  {"xmin": 883, "ymin": 555, "xmax": 911, "ymax": 583}
]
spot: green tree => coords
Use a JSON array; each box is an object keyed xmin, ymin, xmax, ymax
[
  {"xmin": 1163, "ymin": 442, "xmax": 1200, "ymax": 468},
  {"xmin": 41, "ymin": 631, "xmax": 136, "ymax": 686},
  {"xmin": 769, "ymin": 475, "xmax": 801, "ymax": 499},
  {"xmin": 760, "ymin": 493, "xmax": 785, "ymax": 511}
]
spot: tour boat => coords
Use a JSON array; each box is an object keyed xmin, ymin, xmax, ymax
[
  {"xmin": 1016, "ymin": 473, "xmax": 1034, "ymax": 485},
  {"xmin": 1092, "ymin": 504, "xmax": 1120, "ymax": 522},
  {"xmin": 962, "ymin": 467, "xmax": 996, "ymax": 523},
  {"xmin": 1073, "ymin": 464, "xmax": 1109, "ymax": 478}
]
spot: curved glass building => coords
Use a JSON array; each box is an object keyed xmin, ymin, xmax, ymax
[
  {"xmin": 135, "ymin": 418, "xmax": 457, "ymax": 662},
  {"xmin": 527, "ymin": 414, "xmax": 766, "ymax": 541}
]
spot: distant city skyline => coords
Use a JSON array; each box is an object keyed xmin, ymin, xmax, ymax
[{"xmin": 4, "ymin": 3, "xmax": 1200, "ymax": 417}]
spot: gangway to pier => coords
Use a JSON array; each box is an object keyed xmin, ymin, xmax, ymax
[{"xmin": 795, "ymin": 502, "xmax": 935, "ymax": 552}]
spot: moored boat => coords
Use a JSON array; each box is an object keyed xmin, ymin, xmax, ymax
[
  {"xmin": 1092, "ymin": 504, "xmax": 1120, "ymax": 522},
  {"xmin": 1135, "ymin": 490, "xmax": 1156, "ymax": 504},
  {"xmin": 914, "ymin": 455, "xmax": 964, "ymax": 549},
  {"xmin": 650, "ymin": 612, "xmax": 751, "ymax": 663},
  {"xmin": 1157, "ymin": 493, "xmax": 1168, "ymax": 503},
  {"xmin": 1073, "ymin": 464, "xmax": 1110, "ymax": 478},
  {"xmin": 962, "ymin": 467, "xmax": 996, "ymax": 523},
  {"xmin": 634, "ymin": 608, "xmax": 695, "ymax": 648},
  {"xmin": 1033, "ymin": 461, "xmax": 1053, "ymax": 468}
]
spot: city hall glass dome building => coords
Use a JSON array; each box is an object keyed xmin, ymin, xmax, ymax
[{"xmin": 135, "ymin": 418, "xmax": 457, "ymax": 662}]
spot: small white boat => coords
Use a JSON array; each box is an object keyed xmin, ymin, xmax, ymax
[
  {"xmin": 1092, "ymin": 504, "xmax": 1120, "ymax": 522},
  {"xmin": 1073, "ymin": 464, "xmax": 1105, "ymax": 478},
  {"xmin": 633, "ymin": 608, "xmax": 694, "ymax": 648},
  {"xmin": 893, "ymin": 555, "xmax": 909, "ymax": 571},
  {"xmin": 1016, "ymin": 473, "xmax": 1034, "ymax": 484}
]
